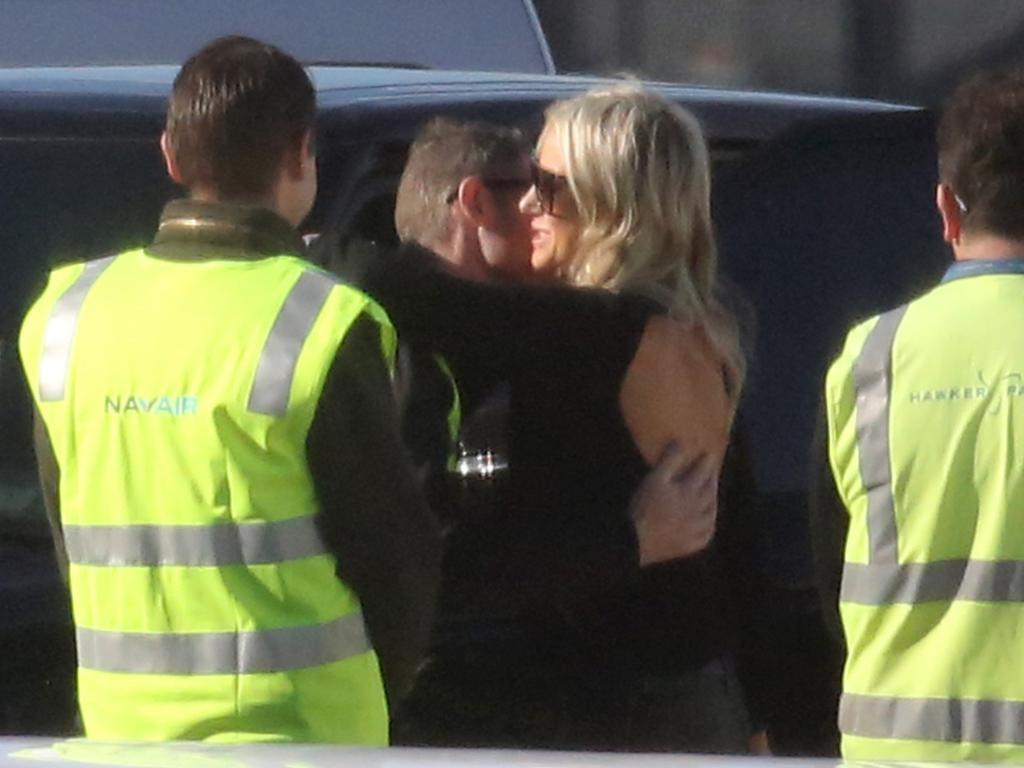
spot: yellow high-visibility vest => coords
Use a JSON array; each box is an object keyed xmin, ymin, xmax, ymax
[
  {"xmin": 827, "ymin": 268, "xmax": 1024, "ymax": 762},
  {"xmin": 19, "ymin": 249, "xmax": 395, "ymax": 744}
]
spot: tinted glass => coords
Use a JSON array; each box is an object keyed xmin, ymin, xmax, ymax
[{"xmin": 0, "ymin": 131, "xmax": 174, "ymax": 734}]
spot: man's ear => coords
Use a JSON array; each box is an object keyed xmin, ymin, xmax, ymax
[
  {"xmin": 160, "ymin": 132, "xmax": 185, "ymax": 184},
  {"xmin": 284, "ymin": 129, "xmax": 316, "ymax": 182},
  {"xmin": 936, "ymin": 183, "xmax": 963, "ymax": 244},
  {"xmin": 455, "ymin": 176, "xmax": 489, "ymax": 225}
]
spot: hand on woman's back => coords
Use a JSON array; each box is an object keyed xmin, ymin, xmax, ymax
[{"xmin": 631, "ymin": 444, "xmax": 718, "ymax": 566}]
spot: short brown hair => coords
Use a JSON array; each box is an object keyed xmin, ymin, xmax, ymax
[
  {"xmin": 394, "ymin": 117, "xmax": 528, "ymax": 247},
  {"xmin": 938, "ymin": 71, "xmax": 1024, "ymax": 240},
  {"xmin": 165, "ymin": 36, "xmax": 315, "ymax": 199}
]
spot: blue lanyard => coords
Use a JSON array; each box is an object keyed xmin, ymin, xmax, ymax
[{"xmin": 942, "ymin": 258, "xmax": 1024, "ymax": 284}]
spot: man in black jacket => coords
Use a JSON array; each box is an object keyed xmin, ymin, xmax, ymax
[{"xmin": 320, "ymin": 117, "xmax": 726, "ymax": 750}]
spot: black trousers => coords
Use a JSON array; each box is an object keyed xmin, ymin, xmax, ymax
[{"xmin": 392, "ymin": 651, "xmax": 752, "ymax": 753}]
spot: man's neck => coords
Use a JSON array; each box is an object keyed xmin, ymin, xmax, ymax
[
  {"xmin": 954, "ymin": 233, "xmax": 1024, "ymax": 262},
  {"xmin": 188, "ymin": 188, "xmax": 289, "ymax": 224},
  {"xmin": 432, "ymin": 236, "xmax": 490, "ymax": 283}
]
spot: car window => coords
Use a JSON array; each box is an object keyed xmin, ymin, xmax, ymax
[
  {"xmin": 0, "ymin": 132, "xmax": 176, "ymax": 734},
  {"xmin": 712, "ymin": 109, "xmax": 943, "ymax": 586},
  {"xmin": 715, "ymin": 109, "xmax": 943, "ymax": 495},
  {"xmin": 313, "ymin": 140, "xmax": 410, "ymax": 246},
  {"xmin": 0, "ymin": 338, "xmax": 41, "ymax": 536},
  {"xmin": 0, "ymin": 135, "xmax": 175, "ymax": 533}
]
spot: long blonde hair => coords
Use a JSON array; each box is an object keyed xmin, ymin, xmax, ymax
[{"xmin": 543, "ymin": 84, "xmax": 745, "ymax": 398}]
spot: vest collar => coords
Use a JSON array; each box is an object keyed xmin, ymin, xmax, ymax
[
  {"xmin": 942, "ymin": 257, "xmax": 1024, "ymax": 284},
  {"xmin": 151, "ymin": 199, "xmax": 305, "ymax": 259}
]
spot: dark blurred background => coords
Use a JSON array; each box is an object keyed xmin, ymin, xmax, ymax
[{"xmin": 534, "ymin": 0, "xmax": 1024, "ymax": 106}]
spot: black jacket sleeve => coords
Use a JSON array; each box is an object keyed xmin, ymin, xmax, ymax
[
  {"xmin": 31, "ymin": 405, "xmax": 67, "ymax": 580},
  {"xmin": 809, "ymin": 401, "xmax": 848, "ymax": 652},
  {"xmin": 797, "ymin": 400, "xmax": 846, "ymax": 755},
  {"xmin": 306, "ymin": 313, "xmax": 441, "ymax": 707},
  {"xmin": 350, "ymin": 242, "xmax": 627, "ymax": 405},
  {"xmin": 19, "ymin": 272, "xmax": 69, "ymax": 579}
]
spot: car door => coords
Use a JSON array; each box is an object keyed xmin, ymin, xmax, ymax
[{"xmin": 711, "ymin": 107, "xmax": 943, "ymax": 753}]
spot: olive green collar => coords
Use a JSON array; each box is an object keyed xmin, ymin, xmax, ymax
[{"xmin": 150, "ymin": 199, "xmax": 305, "ymax": 260}]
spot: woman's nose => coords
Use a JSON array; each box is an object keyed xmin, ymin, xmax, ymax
[{"xmin": 519, "ymin": 184, "xmax": 541, "ymax": 214}]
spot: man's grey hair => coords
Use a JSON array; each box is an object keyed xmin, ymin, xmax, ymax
[{"xmin": 394, "ymin": 117, "xmax": 529, "ymax": 248}]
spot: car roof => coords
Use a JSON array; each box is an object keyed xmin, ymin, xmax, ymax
[
  {"xmin": 0, "ymin": 0, "xmax": 555, "ymax": 75},
  {"xmin": 0, "ymin": 65, "xmax": 918, "ymax": 144}
]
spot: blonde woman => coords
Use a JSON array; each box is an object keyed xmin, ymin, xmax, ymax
[
  {"xmin": 348, "ymin": 85, "xmax": 765, "ymax": 753},
  {"xmin": 525, "ymin": 83, "xmax": 744, "ymax": 493}
]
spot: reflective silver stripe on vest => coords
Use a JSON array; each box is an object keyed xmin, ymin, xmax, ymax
[
  {"xmin": 852, "ymin": 305, "xmax": 908, "ymax": 565},
  {"xmin": 248, "ymin": 270, "xmax": 336, "ymax": 415},
  {"xmin": 841, "ymin": 692, "xmax": 1024, "ymax": 745},
  {"xmin": 842, "ymin": 558, "xmax": 1024, "ymax": 605},
  {"xmin": 845, "ymin": 306, "xmax": 1024, "ymax": 607},
  {"xmin": 63, "ymin": 516, "xmax": 327, "ymax": 567},
  {"xmin": 38, "ymin": 256, "xmax": 117, "ymax": 402},
  {"xmin": 76, "ymin": 612, "xmax": 370, "ymax": 675}
]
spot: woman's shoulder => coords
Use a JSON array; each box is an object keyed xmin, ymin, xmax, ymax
[
  {"xmin": 636, "ymin": 314, "xmax": 720, "ymax": 373},
  {"xmin": 618, "ymin": 314, "xmax": 733, "ymax": 467}
]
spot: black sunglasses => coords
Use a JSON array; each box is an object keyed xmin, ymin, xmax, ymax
[
  {"xmin": 445, "ymin": 176, "xmax": 533, "ymax": 204},
  {"xmin": 529, "ymin": 159, "xmax": 568, "ymax": 214}
]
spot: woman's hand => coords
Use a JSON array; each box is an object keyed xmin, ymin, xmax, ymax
[
  {"xmin": 630, "ymin": 444, "xmax": 718, "ymax": 567},
  {"xmin": 749, "ymin": 729, "xmax": 772, "ymax": 755}
]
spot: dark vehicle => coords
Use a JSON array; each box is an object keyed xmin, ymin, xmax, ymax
[{"xmin": 0, "ymin": 64, "xmax": 944, "ymax": 746}]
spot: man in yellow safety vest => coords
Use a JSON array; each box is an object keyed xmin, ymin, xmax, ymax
[
  {"xmin": 826, "ymin": 72, "xmax": 1024, "ymax": 762},
  {"xmin": 19, "ymin": 35, "xmax": 439, "ymax": 744}
]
